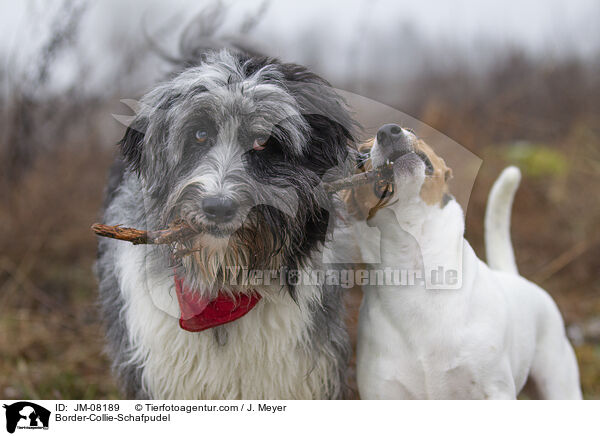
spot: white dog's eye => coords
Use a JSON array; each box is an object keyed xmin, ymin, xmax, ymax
[
  {"xmin": 253, "ymin": 136, "xmax": 268, "ymax": 151},
  {"xmin": 195, "ymin": 129, "xmax": 208, "ymax": 144}
]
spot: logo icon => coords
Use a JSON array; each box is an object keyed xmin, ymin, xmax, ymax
[{"xmin": 2, "ymin": 402, "xmax": 50, "ymax": 434}]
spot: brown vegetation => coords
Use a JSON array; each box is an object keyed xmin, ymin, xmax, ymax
[{"xmin": 1, "ymin": 46, "xmax": 599, "ymax": 399}]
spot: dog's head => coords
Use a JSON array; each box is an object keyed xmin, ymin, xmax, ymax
[
  {"xmin": 120, "ymin": 50, "xmax": 355, "ymax": 290},
  {"xmin": 344, "ymin": 123, "xmax": 452, "ymax": 220}
]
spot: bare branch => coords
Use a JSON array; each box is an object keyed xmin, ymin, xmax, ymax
[
  {"xmin": 91, "ymin": 221, "xmax": 197, "ymax": 245},
  {"xmin": 92, "ymin": 163, "xmax": 395, "ymax": 245},
  {"xmin": 324, "ymin": 163, "xmax": 394, "ymax": 193}
]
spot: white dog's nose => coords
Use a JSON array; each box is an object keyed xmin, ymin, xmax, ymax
[
  {"xmin": 376, "ymin": 124, "xmax": 413, "ymax": 160},
  {"xmin": 376, "ymin": 123, "xmax": 404, "ymax": 145}
]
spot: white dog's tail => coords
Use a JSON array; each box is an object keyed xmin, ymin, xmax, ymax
[{"xmin": 484, "ymin": 166, "xmax": 521, "ymax": 274}]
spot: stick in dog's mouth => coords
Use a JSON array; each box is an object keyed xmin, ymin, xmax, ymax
[
  {"xmin": 91, "ymin": 164, "xmax": 397, "ymax": 250},
  {"xmin": 91, "ymin": 221, "xmax": 197, "ymax": 245}
]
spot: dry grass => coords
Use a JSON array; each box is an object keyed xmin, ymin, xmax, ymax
[
  {"xmin": 0, "ymin": 122, "xmax": 119, "ymax": 399},
  {"xmin": 1, "ymin": 51, "xmax": 599, "ymax": 399}
]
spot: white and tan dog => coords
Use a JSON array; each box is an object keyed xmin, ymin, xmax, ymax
[{"xmin": 350, "ymin": 124, "xmax": 582, "ymax": 399}]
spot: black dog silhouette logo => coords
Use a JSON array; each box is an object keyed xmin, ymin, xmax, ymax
[{"xmin": 2, "ymin": 402, "xmax": 50, "ymax": 433}]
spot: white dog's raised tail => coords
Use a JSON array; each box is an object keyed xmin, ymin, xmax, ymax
[{"xmin": 484, "ymin": 166, "xmax": 521, "ymax": 274}]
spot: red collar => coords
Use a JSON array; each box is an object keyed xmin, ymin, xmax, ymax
[{"xmin": 174, "ymin": 276, "xmax": 262, "ymax": 332}]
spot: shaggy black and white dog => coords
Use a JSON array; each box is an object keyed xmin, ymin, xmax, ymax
[{"xmin": 96, "ymin": 45, "xmax": 358, "ymax": 399}]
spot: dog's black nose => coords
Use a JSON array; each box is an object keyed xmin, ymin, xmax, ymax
[
  {"xmin": 376, "ymin": 124, "xmax": 404, "ymax": 145},
  {"xmin": 376, "ymin": 123, "xmax": 413, "ymax": 160},
  {"xmin": 202, "ymin": 196, "xmax": 239, "ymax": 222}
]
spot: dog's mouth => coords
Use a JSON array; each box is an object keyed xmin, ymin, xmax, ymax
[
  {"xmin": 202, "ymin": 224, "xmax": 238, "ymax": 238},
  {"xmin": 385, "ymin": 149, "xmax": 434, "ymax": 176},
  {"xmin": 386, "ymin": 145, "xmax": 410, "ymax": 164},
  {"xmin": 414, "ymin": 150, "xmax": 434, "ymax": 176},
  {"xmin": 179, "ymin": 215, "xmax": 241, "ymax": 239}
]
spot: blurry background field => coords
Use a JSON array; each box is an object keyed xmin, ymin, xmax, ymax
[{"xmin": 1, "ymin": 0, "xmax": 599, "ymax": 399}]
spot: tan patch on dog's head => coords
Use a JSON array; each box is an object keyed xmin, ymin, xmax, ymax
[
  {"xmin": 342, "ymin": 138, "xmax": 393, "ymax": 220},
  {"xmin": 342, "ymin": 135, "xmax": 453, "ymax": 219},
  {"xmin": 414, "ymin": 139, "xmax": 453, "ymax": 206}
]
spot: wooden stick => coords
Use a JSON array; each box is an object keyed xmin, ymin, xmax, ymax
[
  {"xmin": 92, "ymin": 163, "xmax": 395, "ymax": 245},
  {"xmin": 324, "ymin": 163, "xmax": 394, "ymax": 193},
  {"xmin": 91, "ymin": 221, "xmax": 196, "ymax": 245}
]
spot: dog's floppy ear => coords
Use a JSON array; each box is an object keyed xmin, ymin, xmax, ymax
[
  {"xmin": 445, "ymin": 168, "xmax": 453, "ymax": 182},
  {"xmin": 279, "ymin": 64, "xmax": 357, "ymax": 168},
  {"xmin": 414, "ymin": 139, "xmax": 454, "ymax": 206},
  {"xmin": 119, "ymin": 117, "xmax": 148, "ymax": 174}
]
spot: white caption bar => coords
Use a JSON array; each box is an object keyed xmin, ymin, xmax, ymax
[{"xmin": 1, "ymin": 400, "xmax": 597, "ymax": 435}]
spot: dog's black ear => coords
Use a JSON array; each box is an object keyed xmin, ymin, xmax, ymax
[
  {"xmin": 277, "ymin": 63, "xmax": 358, "ymax": 174},
  {"xmin": 118, "ymin": 118, "xmax": 147, "ymax": 174}
]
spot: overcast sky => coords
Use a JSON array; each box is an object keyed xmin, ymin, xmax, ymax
[{"xmin": 1, "ymin": 0, "xmax": 599, "ymax": 95}]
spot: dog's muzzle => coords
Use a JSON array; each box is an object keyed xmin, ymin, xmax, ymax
[
  {"xmin": 376, "ymin": 124, "xmax": 433, "ymax": 175},
  {"xmin": 376, "ymin": 123, "xmax": 415, "ymax": 161}
]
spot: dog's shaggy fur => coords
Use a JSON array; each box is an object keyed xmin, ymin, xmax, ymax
[{"xmin": 96, "ymin": 46, "xmax": 358, "ymax": 399}]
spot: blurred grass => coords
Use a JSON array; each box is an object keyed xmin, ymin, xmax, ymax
[
  {"xmin": 0, "ymin": 311, "xmax": 119, "ymax": 399},
  {"xmin": 0, "ymin": 133, "xmax": 120, "ymax": 399},
  {"xmin": 576, "ymin": 345, "xmax": 600, "ymax": 399},
  {"xmin": 1, "ymin": 49, "xmax": 599, "ymax": 399},
  {"xmin": 503, "ymin": 141, "xmax": 569, "ymax": 178}
]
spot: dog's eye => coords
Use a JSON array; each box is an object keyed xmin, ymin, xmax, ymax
[
  {"xmin": 252, "ymin": 136, "xmax": 268, "ymax": 151},
  {"xmin": 194, "ymin": 129, "xmax": 209, "ymax": 144}
]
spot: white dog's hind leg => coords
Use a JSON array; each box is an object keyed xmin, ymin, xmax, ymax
[
  {"xmin": 529, "ymin": 337, "xmax": 582, "ymax": 399},
  {"xmin": 527, "ymin": 302, "xmax": 583, "ymax": 399}
]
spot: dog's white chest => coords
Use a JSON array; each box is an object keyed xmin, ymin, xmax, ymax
[
  {"xmin": 356, "ymin": 240, "xmax": 580, "ymax": 399},
  {"xmin": 114, "ymin": 244, "xmax": 334, "ymax": 400},
  {"xmin": 356, "ymin": 284, "xmax": 490, "ymax": 400}
]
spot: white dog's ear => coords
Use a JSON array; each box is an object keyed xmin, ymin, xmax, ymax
[{"xmin": 445, "ymin": 168, "xmax": 453, "ymax": 182}]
